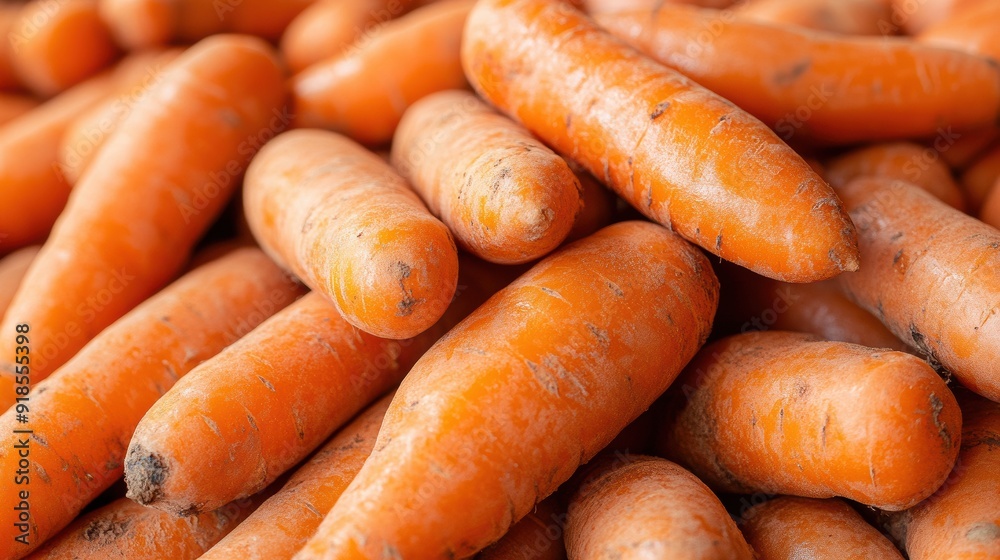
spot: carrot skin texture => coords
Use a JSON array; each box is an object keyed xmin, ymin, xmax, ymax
[
  {"xmin": 477, "ymin": 498, "xmax": 567, "ymax": 560},
  {"xmin": 741, "ymin": 497, "xmax": 904, "ymax": 559},
  {"xmin": 597, "ymin": 6, "xmax": 1000, "ymax": 145},
  {"xmin": 0, "ymin": 35, "xmax": 288, "ymax": 394},
  {"xmin": 565, "ymin": 455, "xmax": 754, "ymax": 560},
  {"xmin": 295, "ymin": 221, "xmax": 719, "ymax": 559},
  {"xmin": 0, "ymin": 248, "xmax": 303, "ymax": 559},
  {"xmin": 244, "ymin": 129, "xmax": 458, "ymax": 339},
  {"xmin": 463, "ymin": 0, "xmax": 858, "ymax": 283},
  {"xmin": 834, "ymin": 177, "xmax": 1000, "ymax": 402},
  {"xmin": 291, "ymin": 0, "xmax": 472, "ymax": 145},
  {"xmin": 0, "ymin": 246, "xmax": 39, "ymax": 320},
  {"xmin": 0, "ymin": 94, "xmax": 39, "ymax": 126},
  {"xmin": 658, "ymin": 331, "xmax": 961, "ymax": 510},
  {"xmin": 392, "ymin": 90, "xmax": 582, "ymax": 264},
  {"xmin": 736, "ymin": 0, "xmax": 892, "ymax": 35}
]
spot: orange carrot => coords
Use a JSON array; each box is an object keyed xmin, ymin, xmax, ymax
[
  {"xmin": 919, "ymin": 3, "xmax": 1000, "ymax": 62},
  {"xmin": 741, "ymin": 497, "xmax": 904, "ymax": 559},
  {"xmin": 295, "ymin": 220, "xmax": 719, "ymax": 559},
  {"xmin": 200, "ymin": 395, "xmax": 393, "ymax": 560},
  {"xmin": 392, "ymin": 90, "xmax": 582, "ymax": 264},
  {"xmin": 0, "ymin": 35, "xmax": 287, "ymax": 395},
  {"xmin": 477, "ymin": 498, "xmax": 567, "ymax": 560},
  {"xmin": 565, "ymin": 455, "xmax": 754, "ymax": 559},
  {"xmin": 0, "ymin": 246, "xmax": 39, "ymax": 320},
  {"xmin": 0, "ymin": 72, "xmax": 114, "ymax": 254},
  {"xmin": 978, "ymin": 176, "xmax": 1000, "ymax": 229},
  {"xmin": 244, "ymin": 128, "xmax": 458, "ymax": 339},
  {"xmin": 0, "ymin": 94, "xmax": 38, "ymax": 126},
  {"xmin": 0, "ymin": 248, "xmax": 303, "ymax": 559},
  {"xmin": 463, "ymin": 0, "xmax": 858, "ymax": 283},
  {"xmin": 564, "ymin": 166, "xmax": 616, "ymax": 244},
  {"xmin": 824, "ymin": 142, "xmax": 967, "ymax": 211},
  {"xmin": 737, "ymin": 0, "xmax": 892, "ymax": 35},
  {"xmin": 291, "ymin": 0, "xmax": 472, "ymax": 145},
  {"xmin": 960, "ymin": 143, "xmax": 1000, "ymax": 213},
  {"xmin": 938, "ymin": 128, "xmax": 998, "ymax": 172},
  {"xmin": 889, "ymin": 0, "xmax": 989, "ymax": 35},
  {"xmin": 597, "ymin": 5, "xmax": 1000, "ymax": 145},
  {"xmin": 834, "ymin": 177, "xmax": 1000, "ymax": 402},
  {"xmin": 8, "ymin": 0, "xmax": 118, "ymax": 98},
  {"xmin": 658, "ymin": 331, "xmax": 961, "ymax": 510},
  {"xmin": 0, "ymin": 5, "xmax": 24, "ymax": 91}
]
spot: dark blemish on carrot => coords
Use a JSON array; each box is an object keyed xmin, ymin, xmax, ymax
[
  {"xmin": 586, "ymin": 323, "xmax": 610, "ymax": 347},
  {"xmin": 716, "ymin": 234, "xmax": 723, "ymax": 252},
  {"xmin": 125, "ymin": 446, "xmax": 169, "ymax": 506},
  {"xmin": 606, "ymin": 281, "xmax": 624, "ymax": 297},
  {"xmin": 246, "ymin": 414, "xmax": 259, "ymax": 432},
  {"xmin": 966, "ymin": 523, "xmax": 1000, "ymax": 543},
  {"xmin": 256, "ymin": 375, "xmax": 275, "ymax": 392},
  {"xmin": 929, "ymin": 394, "xmax": 951, "ymax": 449},
  {"xmin": 565, "ymin": 113, "xmax": 572, "ymax": 130},
  {"xmin": 83, "ymin": 518, "xmax": 130, "ymax": 543},
  {"xmin": 774, "ymin": 59, "xmax": 811, "ymax": 85},
  {"xmin": 821, "ymin": 414, "xmax": 830, "ymax": 447},
  {"xmin": 890, "ymin": 231, "xmax": 904, "ymax": 241},
  {"xmin": 395, "ymin": 262, "xmax": 420, "ymax": 317},
  {"xmin": 650, "ymin": 101, "xmax": 671, "ymax": 120},
  {"xmin": 893, "ymin": 249, "xmax": 904, "ymax": 265}
]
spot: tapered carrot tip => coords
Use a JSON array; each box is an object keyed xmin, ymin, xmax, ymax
[{"xmin": 98, "ymin": 0, "xmax": 175, "ymax": 49}]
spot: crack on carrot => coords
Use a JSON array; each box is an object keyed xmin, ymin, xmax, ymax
[
  {"xmin": 909, "ymin": 324, "xmax": 944, "ymax": 372},
  {"xmin": 649, "ymin": 101, "xmax": 671, "ymax": 120},
  {"xmin": 716, "ymin": 234, "xmax": 723, "ymax": 253},
  {"xmin": 257, "ymin": 375, "xmax": 276, "ymax": 392},
  {"xmin": 585, "ymin": 323, "xmax": 610, "ymax": 347},
  {"xmin": 773, "ymin": 59, "xmax": 811, "ymax": 85},
  {"xmin": 246, "ymin": 413, "xmax": 259, "ymax": 432},
  {"xmin": 525, "ymin": 359, "xmax": 559, "ymax": 396},
  {"xmin": 821, "ymin": 414, "xmax": 830, "ymax": 448},
  {"xmin": 929, "ymin": 394, "xmax": 952, "ymax": 449},
  {"xmin": 606, "ymin": 280, "xmax": 624, "ymax": 297}
]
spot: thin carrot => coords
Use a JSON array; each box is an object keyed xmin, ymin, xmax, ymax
[
  {"xmin": 919, "ymin": 2, "xmax": 1000, "ymax": 62},
  {"xmin": 8, "ymin": 0, "xmax": 118, "ymax": 98},
  {"xmin": 834, "ymin": 177, "xmax": 1000, "ymax": 402},
  {"xmin": 477, "ymin": 498, "xmax": 567, "ymax": 560},
  {"xmin": 657, "ymin": 331, "xmax": 961, "ymax": 510},
  {"xmin": 564, "ymin": 454, "xmax": 754, "ymax": 560},
  {"xmin": 0, "ymin": 5, "xmax": 24, "ymax": 91},
  {"xmin": 960, "ymin": 143, "xmax": 1000, "ymax": 213},
  {"xmin": 291, "ymin": 0, "xmax": 472, "ymax": 146},
  {"xmin": 243, "ymin": 128, "xmax": 458, "ymax": 339},
  {"xmin": 0, "ymin": 34, "xmax": 287, "ymax": 394},
  {"xmin": 0, "ymin": 246, "xmax": 39, "ymax": 320},
  {"xmin": 392, "ymin": 90, "xmax": 582, "ymax": 264},
  {"xmin": 889, "ymin": 0, "xmax": 989, "ymax": 35},
  {"xmin": 0, "ymin": 94, "xmax": 38, "ymax": 127},
  {"xmin": 463, "ymin": 0, "xmax": 858, "ymax": 283},
  {"xmin": 199, "ymin": 395, "xmax": 393, "ymax": 560},
  {"xmin": 824, "ymin": 142, "xmax": 967, "ymax": 211},
  {"xmin": 0, "ymin": 248, "xmax": 303, "ymax": 559},
  {"xmin": 294, "ymin": 220, "xmax": 719, "ymax": 559},
  {"xmin": 0, "ymin": 72, "xmax": 114, "ymax": 255},
  {"xmin": 741, "ymin": 497, "xmax": 904, "ymax": 559},
  {"xmin": 736, "ymin": 0, "xmax": 892, "ymax": 35},
  {"xmin": 597, "ymin": 5, "xmax": 1000, "ymax": 144},
  {"xmin": 564, "ymin": 166, "xmax": 616, "ymax": 243}
]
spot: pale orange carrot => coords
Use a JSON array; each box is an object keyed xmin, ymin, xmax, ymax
[{"xmin": 737, "ymin": 0, "xmax": 892, "ymax": 35}]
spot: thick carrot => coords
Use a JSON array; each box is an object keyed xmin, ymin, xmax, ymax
[
  {"xmin": 564, "ymin": 166, "xmax": 616, "ymax": 243},
  {"xmin": 834, "ymin": 177, "xmax": 1000, "ymax": 402},
  {"xmin": 741, "ymin": 497, "xmax": 904, "ymax": 559},
  {"xmin": 200, "ymin": 395, "xmax": 392, "ymax": 560},
  {"xmin": 824, "ymin": 142, "xmax": 967, "ymax": 211},
  {"xmin": 887, "ymin": 389, "xmax": 1000, "ymax": 559},
  {"xmin": 8, "ymin": 0, "xmax": 118, "ymax": 98},
  {"xmin": 565, "ymin": 454, "xmax": 753, "ymax": 559},
  {"xmin": 889, "ymin": 0, "xmax": 988, "ymax": 35},
  {"xmin": 0, "ymin": 246, "xmax": 39, "ymax": 321},
  {"xmin": 0, "ymin": 72, "xmax": 113, "ymax": 255},
  {"xmin": 960, "ymin": 143, "xmax": 1000, "ymax": 213},
  {"xmin": 477, "ymin": 498, "xmax": 566, "ymax": 560},
  {"xmin": 736, "ymin": 0, "xmax": 892, "ymax": 35},
  {"xmin": 463, "ymin": 0, "xmax": 858, "ymax": 283},
  {"xmin": 582, "ymin": 0, "xmax": 735, "ymax": 13},
  {"xmin": 658, "ymin": 331, "xmax": 961, "ymax": 510},
  {"xmin": 392, "ymin": 90, "xmax": 582, "ymax": 264},
  {"xmin": 294, "ymin": 220, "xmax": 719, "ymax": 559},
  {"xmin": 0, "ymin": 34, "xmax": 287, "ymax": 392},
  {"xmin": 919, "ymin": 3, "xmax": 1000, "ymax": 62},
  {"xmin": 0, "ymin": 5, "xmax": 24, "ymax": 91},
  {"xmin": 244, "ymin": 129, "xmax": 458, "ymax": 339},
  {"xmin": 98, "ymin": 0, "xmax": 316, "ymax": 49},
  {"xmin": 0, "ymin": 94, "xmax": 38, "ymax": 127},
  {"xmin": 291, "ymin": 0, "xmax": 472, "ymax": 146},
  {"xmin": 26, "ymin": 496, "xmax": 264, "ymax": 559},
  {"xmin": 0, "ymin": 248, "xmax": 303, "ymax": 559},
  {"xmin": 597, "ymin": 5, "xmax": 1000, "ymax": 145}
]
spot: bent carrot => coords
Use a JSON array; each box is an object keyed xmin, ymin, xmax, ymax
[
  {"xmin": 565, "ymin": 454, "xmax": 753, "ymax": 560},
  {"xmin": 597, "ymin": 5, "xmax": 1000, "ymax": 144},
  {"xmin": 8, "ymin": 0, "xmax": 118, "ymax": 98},
  {"xmin": 199, "ymin": 395, "xmax": 392, "ymax": 560},
  {"xmin": 737, "ymin": 0, "xmax": 892, "ymax": 35},
  {"xmin": 392, "ymin": 90, "xmax": 582, "ymax": 264},
  {"xmin": 0, "ymin": 94, "xmax": 38, "ymax": 127},
  {"xmin": 889, "ymin": 0, "xmax": 988, "ymax": 35},
  {"xmin": 658, "ymin": 331, "xmax": 961, "ymax": 510},
  {"xmin": 0, "ymin": 246, "xmax": 39, "ymax": 320},
  {"xmin": 960, "ymin": 143, "xmax": 1000, "ymax": 213},
  {"xmin": 295, "ymin": 220, "xmax": 719, "ymax": 559},
  {"xmin": 0, "ymin": 248, "xmax": 303, "ymax": 559},
  {"xmin": 834, "ymin": 177, "xmax": 1000, "ymax": 402},
  {"xmin": 919, "ymin": 3, "xmax": 1000, "ymax": 62},
  {"xmin": 244, "ymin": 129, "xmax": 458, "ymax": 339},
  {"xmin": 291, "ymin": 0, "xmax": 472, "ymax": 145},
  {"xmin": 0, "ymin": 34, "xmax": 287, "ymax": 392},
  {"xmin": 477, "ymin": 498, "xmax": 567, "ymax": 560},
  {"xmin": 741, "ymin": 497, "xmax": 904, "ymax": 559},
  {"xmin": 463, "ymin": 0, "xmax": 858, "ymax": 283},
  {"xmin": 824, "ymin": 142, "xmax": 967, "ymax": 211}
]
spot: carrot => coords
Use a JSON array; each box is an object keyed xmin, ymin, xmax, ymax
[
  {"xmin": 8, "ymin": 0, "xmax": 118, "ymax": 98},
  {"xmin": 392, "ymin": 90, "xmax": 582, "ymax": 264},
  {"xmin": 58, "ymin": 48, "xmax": 183, "ymax": 184},
  {"xmin": 565, "ymin": 454, "xmax": 753, "ymax": 560},
  {"xmin": 886, "ymin": 389, "xmax": 1000, "ymax": 559},
  {"xmin": 97, "ymin": 0, "xmax": 316, "ymax": 49},
  {"xmin": 582, "ymin": 0, "xmax": 735, "ymax": 13},
  {"xmin": 291, "ymin": 0, "xmax": 472, "ymax": 146},
  {"xmin": 833, "ymin": 177, "xmax": 1000, "ymax": 402},
  {"xmin": 0, "ymin": 248, "xmax": 303, "ymax": 559},
  {"xmin": 0, "ymin": 246, "xmax": 39, "ymax": 321},
  {"xmin": 477, "ymin": 498, "xmax": 567, "ymax": 560},
  {"xmin": 919, "ymin": 3, "xmax": 1000, "ymax": 63},
  {"xmin": 0, "ymin": 94, "xmax": 38, "ymax": 127},
  {"xmin": 0, "ymin": 72, "xmax": 114, "ymax": 255},
  {"xmin": 124, "ymin": 255, "xmax": 514, "ymax": 515},
  {"xmin": 740, "ymin": 497, "xmax": 904, "ymax": 559},
  {"xmin": 26, "ymin": 495, "xmax": 265, "ymax": 559},
  {"xmin": 0, "ymin": 5, "xmax": 24, "ymax": 91},
  {"xmin": 978, "ymin": 177, "xmax": 1000, "ymax": 229},
  {"xmin": 736, "ymin": 0, "xmax": 892, "ymax": 35},
  {"xmin": 0, "ymin": 34, "xmax": 287, "ymax": 392},
  {"xmin": 657, "ymin": 331, "xmax": 961, "ymax": 511},
  {"xmin": 824, "ymin": 142, "xmax": 967, "ymax": 211},
  {"xmin": 564, "ymin": 166, "xmax": 616, "ymax": 243},
  {"xmin": 463, "ymin": 0, "xmax": 858, "ymax": 283},
  {"xmin": 294, "ymin": 220, "xmax": 719, "ymax": 559},
  {"xmin": 199, "ymin": 395, "xmax": 392, "ymax": 560},
  {"xmin": 243, "ymin": 129, "xmax": 458, "ymax": 339},
  {"xmin": 938, "ymin": 128, "xmax": 998, "ymax": 172},
  {"xmin": 889, "ymin": 0, "xmax": 989, "ymax": 35},
  {"xmin": 960, "ymin": 143, "xmax": 1000, "ymax": 213},
  {"xmin": 596, "ymin": 5, "xmax": 1000, "ymax": 145}
]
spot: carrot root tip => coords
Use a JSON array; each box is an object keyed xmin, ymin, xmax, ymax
[{"xmin": 124, "ymin": 446, "xmax": 169, "ymax": 506}]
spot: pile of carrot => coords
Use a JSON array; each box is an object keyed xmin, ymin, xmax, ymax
[{"xmin": 0, "ymin": 0, "xmax": 998, "ymax": 558}]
